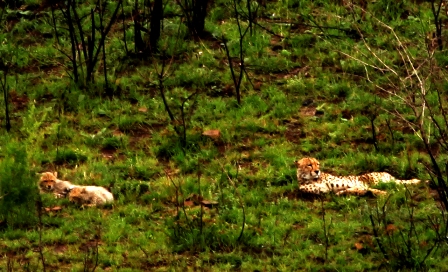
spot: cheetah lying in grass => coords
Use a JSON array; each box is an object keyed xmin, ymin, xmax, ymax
[
  {"xmin": 39, "ymin": 172, "xmax": 75, "ymax": 198},
  {"xmin": 68, "ymin": 186, "xmax": 114, "ymax": 207},
  {"xmin": 39, "ymin": 172, "xmax": 114, "ymax": 207},
  {"xmin": 295, "ymin": 157, "xmax": 422, "ymax": 196}
]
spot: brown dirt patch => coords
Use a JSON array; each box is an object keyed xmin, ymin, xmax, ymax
[
  {"xmin": 100, "ymin": 148, "xmax": 126, "ymax": 162},
  {"xmin": 10, "ymin": 90, "xmax": 29, "ymax": 112},
  {"xmin": 268, "ymin": 65, "xmax": 310, "ymax": 80},
  {"xmin": 53, "ymin": 243, "xmax": 68, "ymax": 254},
  {"xmin": 300, "ymin": 106, "xmax": 316, "ymax": 117},
  {"xmin": 215, "ymin": 141, "xmax": 228, "ymax": 154},
  {"xmin": 238, "ymin": 161, "xmax": 267, "ymax": 175},
  {"xmin": 284, "ymin": 119, "xmax": 305, "ymax": 144},
  {"xmin": 121, "ymin": 123, "xmax": 163, "ymax": 148},
  {"xmin": 373, "ymin": 84, "xmax": 395, "ymax": 98}
]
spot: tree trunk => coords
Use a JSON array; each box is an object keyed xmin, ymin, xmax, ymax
[{"xmin": 149, "ymin": 0, "xmax": 163, "ymax": 54}]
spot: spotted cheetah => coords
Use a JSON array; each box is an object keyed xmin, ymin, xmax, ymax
[
  {"xmin": 39, "ymin": 172, "xmax": 75, "ymax": 198},
  {"xmin": 68, "ymin": 186, "xmax": 114, "ymax": 207},
  {"xmin": 295, "ymin": 157, "xmax": 421, "ymax": 196}
]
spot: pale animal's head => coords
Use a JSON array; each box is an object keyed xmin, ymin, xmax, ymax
[
  {"xmin": 295, "ymin": 157, "xmax": 321, "ymax": 183},
  {"xmin": 39, "ymin": 172, "xmax": 58, "ymax": 192},
  {"xmin": 68, "ymin": 187, "xmax": 87, "ymax": 204}
]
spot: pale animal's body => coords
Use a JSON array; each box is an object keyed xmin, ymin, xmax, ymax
[
  {"xmin": 39, "ymin": 172, "xmax": 75, "ymax": 198},
  {"xmin": 68, "ymin": 186, "xmax": 114, "ymax": 207},
  {"xmin": 295, "ymin": 157, "xmax": 421, "ymax": 196}
]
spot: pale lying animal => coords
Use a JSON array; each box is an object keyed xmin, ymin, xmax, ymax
[
  {"xmin": 68, "ymin": 186, "xmax": 114, "ymax": 207},
  {"xmin": 296, "ymin": 157, "xmax": 422, "ymax": 196},
  {"xmin": 39, "ymin": 172, "xmax": 75, "ymax": 198}
]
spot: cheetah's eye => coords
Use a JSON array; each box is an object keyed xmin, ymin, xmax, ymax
[{"xmin": 308, "ymin": 164, "xmax": 312, "ymax": 167}]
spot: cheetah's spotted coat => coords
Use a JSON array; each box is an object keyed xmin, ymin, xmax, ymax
[
  {"xmin": 295, "ymin": 157, "xmax": 421, "ymax": 196},
  {"xmin": 68, "ymin": 186, "xmax": 114, "ymax": 207}
]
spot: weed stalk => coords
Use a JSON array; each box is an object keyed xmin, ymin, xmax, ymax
[
  {"xmin": 222, "ymin": 165, "xmax": 246, "ymax": 242},
  {"xmin": 321, "ymin": 198, "xmax": 329, "ymax": 262},
  {"xmin": 36, "ymin": 196, "xmax": 47, "ymax": 272},
  {"xmin": 0, "ymin": 64, "xmax": 11, "ymax": 132},
  {"xmin": 430, "ymin": 0, "xmax": 444, "ymax": 50}
]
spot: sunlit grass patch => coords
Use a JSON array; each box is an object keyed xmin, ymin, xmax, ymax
[{"xmin": 1, "ymin": 0, "xmax": 446, "ymax": 270}]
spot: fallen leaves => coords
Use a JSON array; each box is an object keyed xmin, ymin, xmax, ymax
[
  {"xmin": 202, "ymin": 129, "xmax": 220, "ymax": 139},
  {"xmin": 354, "ymin": 242, "xmax": 364, "ymax": 251},
  {"xmin": 44, "ymin": 206, "xmax": 62, "ymax": 213},
  {"xmin": 386, "ymin": 224, "xmax": 397, "ymax": 234},
  {"xmin": 200, "ymin": 199, "xmax": 219, "ymax": 208}
]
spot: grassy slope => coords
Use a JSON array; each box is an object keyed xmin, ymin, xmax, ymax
[{"xmin": 1, "ymin": 0, "xmax": 447, "ymax": 271}]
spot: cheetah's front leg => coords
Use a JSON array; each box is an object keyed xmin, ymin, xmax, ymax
[
  {"xmin": 54, "ymin": 193, "xmax": 67, "ymax": 199},
  {"xmin": 80, "ymin": 204, "xmax": 98, "ymax": 209},
  {"xmin": 299, "ymin": 183, "xmax": 331, "ymax": 195},
  {"xmin": 335, "ymin": 187, "xmax": 386, "ymax": 196}
]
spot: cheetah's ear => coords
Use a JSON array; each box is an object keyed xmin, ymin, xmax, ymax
[
  {"xmin": 294, "ymin": 160, "xmax": 299, "ymax": 166},
  {"xmin": 53, "ymin": 172, "xmax": 58, "ymax": 178}
]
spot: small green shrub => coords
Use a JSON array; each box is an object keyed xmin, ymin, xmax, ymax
[
  {"xmin": 372, "ymin": 0, "xmax": 407, "ymax": 21},
  {"xmin": 166, "ymin": 216, "xmax": 238, "ymax": 253},
  {"xmin": 0, "ymin": 144, "xmax": 39, "ymax": 228},
  {"xmin": 102, "ymin": 136, "xmax": 122, "ymax": 150},
  {"xmin": 54, "ymin": 149, "xmax": 87, "ymax": 165}
]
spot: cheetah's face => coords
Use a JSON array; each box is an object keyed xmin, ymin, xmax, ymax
[
  {"xmin": 295, "ymin": 157, "xmax": 321, "ymax": 182},
  {"xmin": 39, "ymin": 172, "xmax": 58, "ymax": 192},
  {"xmin": 68, "ymin": 187, "xmax": 86, "ymax": 204}
]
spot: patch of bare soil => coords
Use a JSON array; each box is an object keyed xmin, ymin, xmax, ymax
[
  {"xmin": 100, "ymin": 147, "xmax": 116, "ymax": 159},
  {"xmin": 272, "ymin": 189, "xmax": 325, "ymax": 202},
  {"xmin": 260, "ymin": 17, "xmax": 312, "ymax": 35},
  {"xmin": 215, "ymin": 141, "xmax": 228, "ymax": 154},
  {"xmin": 9, "ymin": 90, "xmax": 29, "ymax": 112},
  {"xmin": 196, "ymin": 31, "xmax": 222, "ymax": 50},
  {"xmin": 270, "ymin": 35, "xmax": 284, "ymax": 51},
  {"xmin": 300, "ymin": 106, "xmax": 317, "ymax": 117},
  {"xmin": 16, "ymin": 61, "xmax": 64, "ymax": 77},
  {"xmin": 122, "ymin": 123, "xmax": 163, "ymax": 148},
  {"xmin": 208, "ymin": 84, "xmax": 234, "ymax": 98},
  {"xmin": 429, "ymin": 187, "xmax": 447, "ymax": 211},
  {"xmin": 341, "ymin": 109, "xmax": 354, "ymax": 120},
  {"xmin": 238, "ymin": 161, "xmax": 262, "ymax": 174},
  {"xmin": 284, "ymin": 119, "xmax": 305, "ymax": 144},
  {"xmin": 183, "ymin": 193, "xmax": 219, "ymax": 209},
  {"xmin": 100, "ymin": 147, "xmax": 126, "ymax": 161},
  {"xmin": 373, "ymin": 84, "xmax": 395, "ymax": 98},
  {"xmin": 298, "ymin": 98, "xmax": 324, "ymax": 119},
  {"xmin": 53, "ymin": 243, "xmax": 68, "ymax": 254},
  {"xmin": 79, "ymin": 239, "xmax": 104, "ymax": 251},
  {"xmin": 264, "ymin": 64, "xmax": 310, "ymax": 80},
  {"xmin": 417, "ymin": 142, "xmax": 440, "ymax": 157}
]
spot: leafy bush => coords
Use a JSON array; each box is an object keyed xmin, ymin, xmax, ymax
[
  {"xmin": 0, "ymin": 144, "xmax": 39, "ymax": 228},
  {"xmin": 54, "ymin": 149, "xmax": 87, "ymax": 165}
]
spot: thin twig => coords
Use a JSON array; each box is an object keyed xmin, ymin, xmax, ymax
[{"xmin": 221, "ymin": 164, "xmax": 246, "ymax": 242}]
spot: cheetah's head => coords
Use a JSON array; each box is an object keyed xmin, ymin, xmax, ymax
[
  {"xmin": 39, "ymin": 172, "xmax": 58, "ymax": 192},
  {"xmin": 295, "ymin": 157, "xmax": 321, "ymax": 183},
  {"xmin": 68, "ymin": 187, "xmax": 86, "ymax": 204}
]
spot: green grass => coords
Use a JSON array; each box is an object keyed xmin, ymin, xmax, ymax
[{"xmin": 1, "ymin": 0, "xmax": 447, "ymax": 270}]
